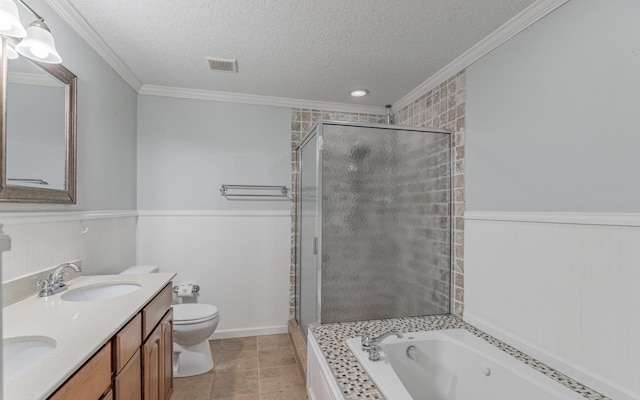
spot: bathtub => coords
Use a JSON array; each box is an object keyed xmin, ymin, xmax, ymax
[{"xmin": 346, "ymin": 329, "xmax": 587, "ymax": 400}]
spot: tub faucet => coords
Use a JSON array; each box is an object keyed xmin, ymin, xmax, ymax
[
  {"xmin": 361, "ymin": 330, "xmax": 403, "ymax": 361},
  {"xmin": 37, "ymin": 262, "xmax": 82, "ymax": 297}
]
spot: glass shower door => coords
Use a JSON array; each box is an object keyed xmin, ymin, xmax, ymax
[{"xmin": 296, "ymin": 130, "xmax": 319, "ymax": 339}]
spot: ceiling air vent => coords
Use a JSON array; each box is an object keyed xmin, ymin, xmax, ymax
[{"xmin": 206, "ymin": 57, "xmax": 238, "ymax": 73}]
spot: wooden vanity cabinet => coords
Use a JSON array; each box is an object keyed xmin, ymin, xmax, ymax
[{"xmin": 47, "ymin": 282, "xmax": 174, "ymax": 400}]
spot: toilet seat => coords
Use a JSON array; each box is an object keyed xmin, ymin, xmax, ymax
[{"xmin": 173, "ymin": 304, "xmax": 218, "ymax": 325}]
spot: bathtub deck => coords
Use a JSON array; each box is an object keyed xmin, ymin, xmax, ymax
[{"xmin": 309, "ymin": 315, "xmax": 608, "ymax": 400}]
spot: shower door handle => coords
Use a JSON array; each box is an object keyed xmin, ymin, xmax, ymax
[{"xmin": 312, "ymin": 237, "xmax": 318, "ymax": 255}]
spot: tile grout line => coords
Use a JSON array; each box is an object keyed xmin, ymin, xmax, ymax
[{"xmin": 257, "ymin": 339, "xmax": 262, "ymax": 399}]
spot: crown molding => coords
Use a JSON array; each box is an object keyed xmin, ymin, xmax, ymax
[
  {"xmin": 45, "ymin": 0, "xmax": 566, "ymax": 114},
  {"xmin": 139, "ymin": 84, "xmax": 388, "ymax": 114},
  {"xmin": 392, "ymin": 0, "xmax": 569, "ymax": 112},
  {"xmin": 44, "ymin": 0, "xmax": 143, "ymax": 92}
]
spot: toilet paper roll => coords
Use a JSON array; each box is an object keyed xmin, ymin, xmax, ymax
[{"xmin": 177, "ymin": 284, "xmax": 193, "ymax": 298}]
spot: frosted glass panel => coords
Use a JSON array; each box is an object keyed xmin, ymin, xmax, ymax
[
  {"xmin": 295, "ymin": 122, "xmax": 451, "ymax": 332},
  {"xmin": 320, "ymin": 125, "xmax": 451, "ymax": 323}
]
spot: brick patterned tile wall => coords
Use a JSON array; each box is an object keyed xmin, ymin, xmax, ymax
[
  {"xmin": 393, "ymin": 70, "xmax": 466, "ymax": 316},
  {"xmin": 290, "ymin": 68, "xmax": 466, "ymax": 321}
]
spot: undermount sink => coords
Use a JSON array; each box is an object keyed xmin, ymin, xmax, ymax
[
  {"xmin": 61, "ymin": 283, "xmax": 141, "ymax": 302},
  {"xmin": 3, "ymin": 336, "xmax": 56, "ymax": 381}
]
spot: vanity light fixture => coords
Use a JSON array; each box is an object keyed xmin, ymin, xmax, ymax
[
  {"xmin": 350, "ymin": 89, "xmax": 370, "ymax": 97},
  {"xmin": 0, "ymin": 0, "xmax": 26, "ymax": 37},
  {"xmin": 0, "ymin": 0, "xmax": 62, "ymax": 63}
]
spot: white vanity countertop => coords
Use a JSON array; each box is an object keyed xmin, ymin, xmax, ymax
[{"xmin": 3, "ymin": 272, "xmax": 176, "ymax": 400}]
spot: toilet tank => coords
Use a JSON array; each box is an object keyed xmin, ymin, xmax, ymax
[{"xmin": 119, "ymin": 265, "xmax": 159, "ymax": 275}]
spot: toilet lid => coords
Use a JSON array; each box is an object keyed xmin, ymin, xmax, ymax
[{"xmin": 173, "ymin": 304, "xmax": 218, "ymax": 324}]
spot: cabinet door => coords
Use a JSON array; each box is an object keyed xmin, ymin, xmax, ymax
[
  {"xmin": 160, "ymin": 309, "xmax": 174, "ymax": 400},
  {"xmin": 115, "ymin": 349, "xmax": 141, "ymax": 400},
  {"xmin": 142, "ymin": 326, "xmax": 161, "ymax": 400},
  {"xmin": 49, "ymin": 342, "xmax": 112, "ymax": 400}
]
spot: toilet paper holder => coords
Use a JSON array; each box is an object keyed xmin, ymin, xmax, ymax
[{"xmin": 172, "ymin": 284, "xmax": 200, "ymax": 294}]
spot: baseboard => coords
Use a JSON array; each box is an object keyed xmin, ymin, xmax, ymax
[
  {"xmin": 211, "ymin": 325, "xmax": 288, "ymax": 339},
  {"xmin": 463, "ymin": 314, "xmax": 637, "ymax": 400}
]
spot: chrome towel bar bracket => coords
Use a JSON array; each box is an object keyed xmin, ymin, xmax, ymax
[{"xmin": 173, "ymin": 284, "xmax": 200, "ymax": 294}]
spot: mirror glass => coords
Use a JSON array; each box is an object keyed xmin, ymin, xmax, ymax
[
  {"xmin": 1, "ymin": 38, "xmax": 77, "ymax": 203},
  {"xmin": 7, "ymin": 56, "xmax": 66, "ymax": 190}
]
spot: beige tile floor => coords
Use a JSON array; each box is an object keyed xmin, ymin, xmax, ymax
[{"xmin": 172, "ymin": 334, "xmax": 307, "ymax": 400}]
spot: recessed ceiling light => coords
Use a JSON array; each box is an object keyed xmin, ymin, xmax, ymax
[{"xmin": 350, "ymin": 89, "xmax": 369, "ymax": 97}]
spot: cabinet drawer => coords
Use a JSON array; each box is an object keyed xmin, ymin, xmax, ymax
[
  {"xmin": 142, "ymin": 283, "xmax": 172, "ymax": 339},
  {"xmin": 49, "ymin": 342, "xmax": 112, "ymax": 400},
  {"xmin": 115, "ymin": 313, "xmax": 142, "ymax": 372},
  {"xmin": 115, "ymin": 349, "xmax": 141, "ymax": 400}
]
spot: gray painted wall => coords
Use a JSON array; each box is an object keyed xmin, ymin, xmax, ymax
[
  {"xmin": 466, "ymin": 0, "xmax": 640, "ymax": 212},
  {"xmin": 0, "ymin": 0, "xmax": 138, "ymax": 212},
  {"xmin": 137, "ymin": 95, "xmax": 291, "ymax": 210}
]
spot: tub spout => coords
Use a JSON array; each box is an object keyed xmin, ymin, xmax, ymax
[{"xmin": 371, "ymin": 330, "xmax": 403, "ymax": 346}]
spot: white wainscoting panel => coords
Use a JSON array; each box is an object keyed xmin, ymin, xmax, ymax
[
  {"xmin": 464, "ymin": 212, "xmax": 640, "ymax": 400},
  {"xmin": 136, "ymin": 211, "xmax": 291, "ymax": 338},
  {"xmin": 0, "ymin": 212, "xmax": 137, "ymax": 282}
]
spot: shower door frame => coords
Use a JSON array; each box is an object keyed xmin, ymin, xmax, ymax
[
  {"xmin": 296, "ymin": 123, "xmax": 324, "ymax": 342},
  {"xmin": 295, "ymin": 120, "xmax": 454, "ymax": 340}
]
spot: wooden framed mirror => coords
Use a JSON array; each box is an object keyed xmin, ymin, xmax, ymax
[{"xmin": 0, "ymin": 37, "xmax": 77, "ymax": 203}]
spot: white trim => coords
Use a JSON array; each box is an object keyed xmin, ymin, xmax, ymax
[
  {"xmin": 0, "ymin": 210, "xmax": 138, "ymax": 224},
  {"xmin": 8, "ymin": 72, "xmax": 61, "ymax": 87},
  {"xmin": 0, "ymin": 210, "xmax": 292, "ymax": 224},
  {"xmin": 44, "ymin": 0, "xmax": 143, "ymax": 92},
  {"xmin": 464, "ymin": 314, "xmax": 636, "ymax": 400},
  {"xmin": 464, "ymin": 211, "xmax": 640, "ymax": 227},
  {"xmin": 308, "ymin": 331, "xmax": 345, "ymax": 400},
  {"xmin": 139, "ymin": 84, "xmax": 387, "ymax": 114},
  {"xmin": 211, "ymin": 325, "xmax": 288, "ymax": 339},
  {"xmin": 392, "ymin": 0, "xmax": 568, "ymax": 112},
  {"xmin": 138, "ymin": 210, "xmax": 291, "ymax": 217}
]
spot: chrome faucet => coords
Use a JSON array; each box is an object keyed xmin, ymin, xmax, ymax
[
  {"xmin": 361, "ymin": 330, "xmax": 403, "ymax": 361},
  {"xmin": 37, "ymin": 262, "xmax": 82, "ymax": 297}
]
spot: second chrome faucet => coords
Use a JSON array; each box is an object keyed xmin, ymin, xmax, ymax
[
  {"xmin": 37, "ymin": 262, "xmax": 82, "ymax": 297},
  {"xmin": 361, "ymin": 330, "xmax": 403, "ymax": 361}
]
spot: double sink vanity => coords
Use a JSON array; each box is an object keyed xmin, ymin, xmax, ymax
[{"xmin": 3, "ymin": 272, "xmax": 176, "ymax": 400}]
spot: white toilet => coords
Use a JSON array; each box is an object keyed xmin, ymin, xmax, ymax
[{"xmin": 120, "ymin": 265, "xmax": 220, "ymax": 378}]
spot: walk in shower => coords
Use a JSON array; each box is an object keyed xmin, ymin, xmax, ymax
[{"xmin": 295, "ymin": 121, "xmax": 452, "ymax": 338}]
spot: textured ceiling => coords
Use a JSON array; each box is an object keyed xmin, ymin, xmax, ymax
[{"xmin": 64, "ymin": 0, "xmax": 536, "ymax": 106}]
